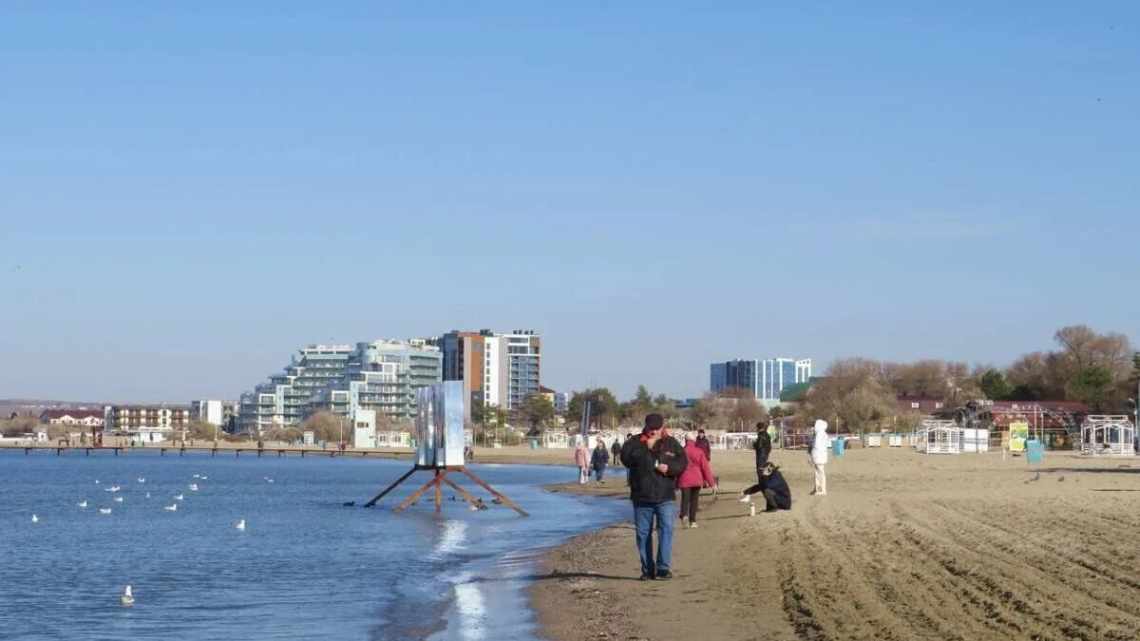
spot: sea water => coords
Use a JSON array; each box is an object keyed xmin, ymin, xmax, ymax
[{"xmin": 0, "ymin": 451, "xmax": 626, "ymax": 641}]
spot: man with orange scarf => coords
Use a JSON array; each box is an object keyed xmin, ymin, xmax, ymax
[{"xmin": 620, "ymin": 413, "xmax": 687, "ymax": 580}]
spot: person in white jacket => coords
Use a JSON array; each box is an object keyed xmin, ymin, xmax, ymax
[{"xmin": 808, "ymin": 419, "xmax": 830, "ymax": 496}]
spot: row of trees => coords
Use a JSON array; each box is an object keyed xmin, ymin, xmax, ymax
[{"xmin": 798, "ymin": 325, "xmax": 1139, "ymax": 431}]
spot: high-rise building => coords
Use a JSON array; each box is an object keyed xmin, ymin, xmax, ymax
[
  {"xmin": 239, "ymin": 340, "xmax": 441, "ymax": 433},
  {"xmin": 709, "ymin": 358, "xmax": 812, "ymax": 403},
  {"xmin": 439, "ymin": 329, "xmax": 541, "ymax": 412},
  {"xmin": 190, "ymin": 400, "xmax": 225, "ymax": 426}
]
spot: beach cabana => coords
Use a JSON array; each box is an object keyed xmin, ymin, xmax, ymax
[
  {"xmin": 1080, "ymin": 415, "xmax": 1136, "ymax": 456},
  {"xmin": 917, "ymin": 420, "xmax": 962, "ymax": 454}
]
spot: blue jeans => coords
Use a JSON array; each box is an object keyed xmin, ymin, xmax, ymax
[
  {"xmin": 633, "ymin": 500, "xmax": 676, "ymax": 576},
  {"xmin": 594, "ymin": 466, "xmax": 605, "ymax": 482}
]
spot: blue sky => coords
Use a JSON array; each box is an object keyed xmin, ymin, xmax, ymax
[{"xmin": 2, "ymin": 2, "xmax": 1138, "ymax": 402}]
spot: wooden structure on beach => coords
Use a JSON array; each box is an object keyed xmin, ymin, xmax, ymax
[{"xmin": 363, "ymin": 381, "xmax": 528, "ymax": 517}]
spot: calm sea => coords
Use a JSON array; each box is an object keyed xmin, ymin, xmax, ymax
[{"xmin": 0, "ymin": 451, "xmax": 626, "ymax": 641}]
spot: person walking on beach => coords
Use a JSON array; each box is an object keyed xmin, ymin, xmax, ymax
[
  {"xmin": 676, "ymin": 433, "xmax": 715, "ymax": 528},
  {"xmin": 808, "ymin": 419, "xmax": 830, "ymax": 496},
  {"xmin": 739, "ymin": 422, "xmax": 772, "ymax": 503},
  {"xmin": 620, "ymin": 414, "xmax": 687, "ymax": 580},
  {"xmin": 591, "ymin": 439, "xmax": 610, "ymax": 482},
  {"xmin": 574, "ymin": 438, "xmax": 590, "ymax": 485},
  {"xmin": 695, "ymin": 429, "xmax": 712, "ymax": 461},
  {"xmin": 610, "ymin": 437, "xmax": 623, "ymax": 468}
]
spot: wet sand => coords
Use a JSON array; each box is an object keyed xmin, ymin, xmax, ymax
[{"xmin": 528, "ymin": 446, "xmax": 1140, "ymax": 641}]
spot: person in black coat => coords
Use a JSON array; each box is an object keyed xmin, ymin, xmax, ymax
[
  {"xmin": 610, "ymin": 437, "xmax": 623, "ymax": 468},
  {"xmin": 590, "ymin": 440, "xmax": 610, "ymax": 482},
  {"xmin": 620, "ymin": 414, "xmax": 687, "ymax": 580},
  {"xmin": 739, "ymin": 422, "xmax": 772, "ymax": 502}
]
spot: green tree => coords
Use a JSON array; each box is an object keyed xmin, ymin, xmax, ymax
[
  {"xmin": 979, "ymin": 369, "xmax": 1012, "ymax": 401},
  {"xmin": 567, "ymin": 388, "xmax": 620, "ymax": 429},
  {"xmin": 516, "ymin": 394, "xmax": 555, "ymax": 435},
  {"xmin": 1068, "ymin": 366, "xmax": 1114, "ymax": 412}
]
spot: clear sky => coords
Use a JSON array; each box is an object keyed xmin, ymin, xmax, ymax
[{"xmin": 2, "ymin": 2, "xmax": 1138, "ymax": 403}]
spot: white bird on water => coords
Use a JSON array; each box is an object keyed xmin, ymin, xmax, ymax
[
  {"xmin": 137, "ymin": 477, "xmax": 146, "ymax": 484},
  {"xmin": 192, "ymin": 474, "xmax": 201, "ymax": 479},
  {"xmin": 145, "ymin": 492, "xmax": 151, "ymax": 499},
  {"xmin": 31, "ymin": 514, "xmax": 39, "ymax": 523},
  {"xmin": 113, "ymin": 496, "xmax": 124, "ymax": 503},
  {"xmin": 78, "ymin": 500, "xmax": 88, "ymax": 508},
  {"xmin": 188, "ymin": 483, "xmax": 199, "ymax": 492},
  {"xmin": 95, "ymin": 479, "xmax": 100, "ymax": 485},
  {"xmin": 174, "ymin": 494, "xmax": 184, "ymax": 501},
  {"xmin": 164, "ymin": 503, "xmax": 178, "ymax": 512},
  {"xmin": 99, "ymin": 508, "xmax": 112, "ymax": 515},
  {"xmin": 120, "ymin": 585, "xmax": 134, "ymax": 607},
  {"xmin": 235, "ymin": 519, "xmax": 246, "ymax": 531},
  {"xmin": 200, "ymin": 475, "xmax": 208, "ymax": 480}
]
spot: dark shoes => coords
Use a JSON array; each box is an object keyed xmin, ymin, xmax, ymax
[
  {"xmin": 639, "ymin": 573, "xmax": 653, "ymax": 581},
  {"xmin": 655, "ymin": 570, "xmax": 672, "ymax": 580}
]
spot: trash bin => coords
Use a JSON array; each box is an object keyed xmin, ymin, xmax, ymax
[
  {"xmin": 1026, "ymin": 439, "xmax": 1044, "ymax": 464},
  {"xmin": 832, "ymin": 437, "xmax": 845, "ymax": 457}
]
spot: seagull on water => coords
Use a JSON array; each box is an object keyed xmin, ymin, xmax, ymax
[
  {"xmin": 235, "ymin": 519, "xmax": 246, "ymax": 531},
  {"xmin": 192, "ymin": 474, "xmax": 201, "ymax": 479},
  {"xmin": 120, "ymin": 585, "xmax": 134, "ymax": 607},
  {"xmin": 174, "ymin": 494, "xmax": 184, "ymax": 501},
  {"xmin": 200, "ymin": 475, "xmax": 208, "ymax": 480},
  {"xmin": 113, "ymin": 496, "xmax": 124, "ymax": 503},
  {"xmin": 164, "ymin": 503, "xmax": 178, "ymax": 512},
  {"xmin": 78, "ymin": 500, "xmax": 88, "ymax": 508},
  {"xmin": 188, "ymin": 483, "xmax": 199, "ymax": 492},
  {"xmin": 31, "ymin": 514, "xmax": 39, "ymax": 523},
  {"xmin": 145, "ymin": 492, "xmax": 151, "ymax": 498},
  {"xmin": 99, "ymin": 508, "xmax": 112, "ymax": 515},
  {"xmin": 137, "ymin": 477, "xmax": 146, "ymax": 484}
]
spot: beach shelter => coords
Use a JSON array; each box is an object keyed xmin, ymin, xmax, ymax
[
  {"xmin": 1080, "ymin": 415, "xmax": 1136, "ymax": 456},
  {"xmin": 917, "ymin": 420, "xmax": 962, "ymax": 454}
]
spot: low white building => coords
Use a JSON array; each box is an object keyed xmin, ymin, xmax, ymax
[
  {"xmin": 39, "ymin": 409, "xmax": 104, "ymax": 428},
  {"xmin": 352, "ymin": 409, "xmax": 376, "ymax": 448}
]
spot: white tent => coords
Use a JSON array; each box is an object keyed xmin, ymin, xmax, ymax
[
  {"xmin": 1081, "ymin": 415, "xmax": 1136, "ymax": 456},
  {"xmin": 916, "ymin": 420, "xmax": 962, "ymax": 455}
]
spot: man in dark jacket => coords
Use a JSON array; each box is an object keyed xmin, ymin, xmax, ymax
[
  {"xmin": 590, "ymin": 439, "xmax": 610, "ymax": 482},
  {"xmin": 620, "ymin": 413, "xmax": 687, "ymax": 580},
  {"xmin": 739, "ymin": 422, "xmax": 773, "ymax": 503},
  {"xmin": 610, "ymin": 437, "xmax": 623, "ymax": 468}
]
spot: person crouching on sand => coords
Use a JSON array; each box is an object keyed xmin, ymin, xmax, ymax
[
  {"xmin": 676, "ymin": 433, "xmax": 715, "ymax": 528},
  {"xmin": 756, "ymin": 463, "xmax": 791, "ymax": 511},
  {"xmin": 808, "ymin": 419, "xmax": 830, "ymax": 496},
  {"xmin": 574, "ymin": 438, "xmax": 590, "ymax": 485},
  {"xmin": 621, "ymin": 413, "xmax": 687, "ymax": 580}
]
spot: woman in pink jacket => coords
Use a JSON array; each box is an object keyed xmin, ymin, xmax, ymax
[
  {"xmin": 677, "ymin": 433, "xmax": 716, "ymax": 528},
  {"xmin": 573, "ymin": 439, "xmax": 590, "ymax": 484}
]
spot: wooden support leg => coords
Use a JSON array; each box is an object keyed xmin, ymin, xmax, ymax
[
  {"xmin": 434, "ymin": 471, "xmax": 443, "ymax": 513},
  {"xmin": 394, "ymin": 474, "xmax": 440, "ymax": 513},
  {"xmin": 460, "ymin": 468, "xmax": 530, "ymax": 517},
  {"xmin": 363, "ymin": 466, "xmax": 418, "ymax": 508}
]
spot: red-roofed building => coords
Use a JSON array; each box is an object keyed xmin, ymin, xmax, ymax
[{"xmin": 39, "ymin": 409, "xmax": 105, "ymax": 427}]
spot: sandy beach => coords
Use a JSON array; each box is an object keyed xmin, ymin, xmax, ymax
[{"xmin": 528, "ymin": 445, "xmax": 1140, "ymax": 641}]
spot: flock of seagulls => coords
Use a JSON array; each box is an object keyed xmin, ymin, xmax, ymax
[{"xmin": 28, "ymin": 469, "xmax": 268, "ymax": 607}]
